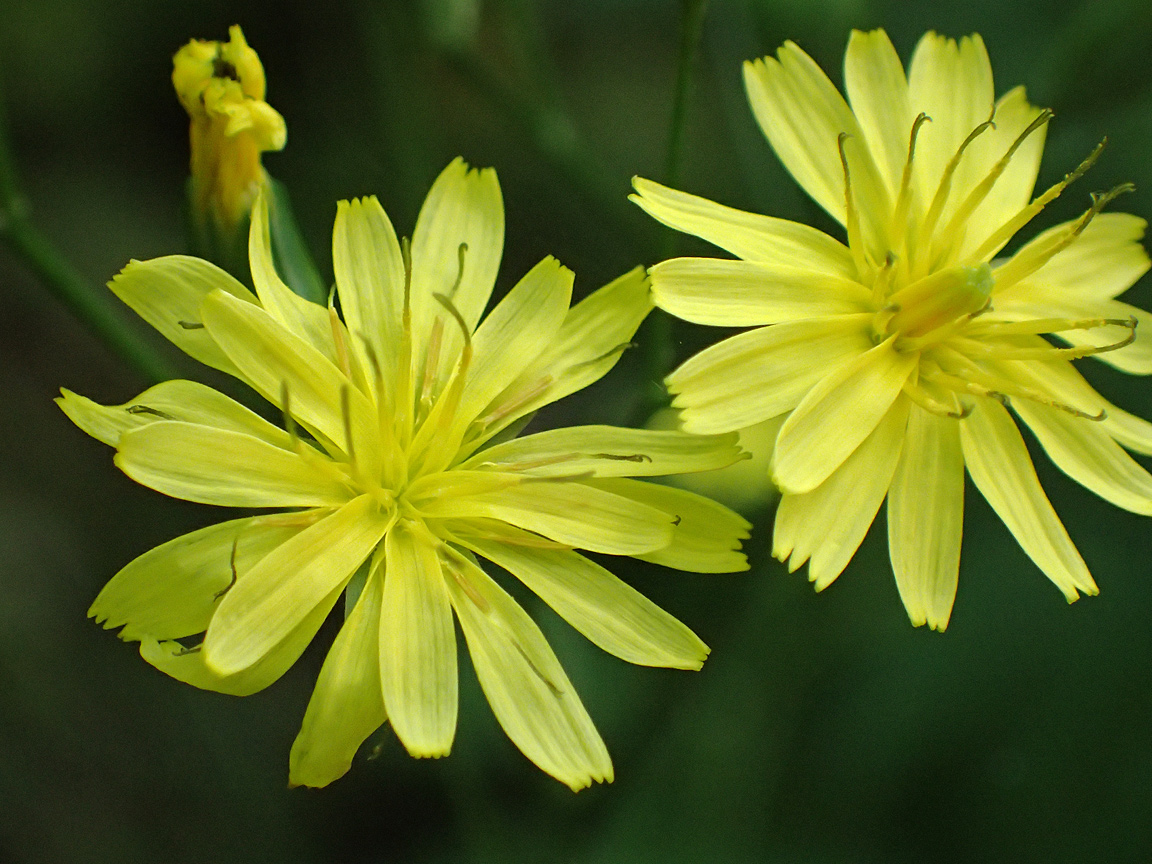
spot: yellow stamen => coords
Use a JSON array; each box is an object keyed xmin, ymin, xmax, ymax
[
  {"xmin": 890, "ymin": 113, "xmax": 931, "ymax": 259},
  {"xmin": 994, "ymin": 182, "xmax": 1135, "ymax": 291},
  {"xmin": 406, "ymin": 292, "xmax": 474, "ymax": 473},
  {"xmin": 970, "ymin": 139, "xmax": 1105, "ymax": 263},
  {"xmin": 396, "ymin": 236, "xmax": 415, "ymax": 448},
  {"xmin": 916, "ymin": 115, "xmax": 996, "ymax": 274},
  {"xmin": 934, "ymin": 109, "xmax": 1053, "ymax": 265},
  {"xmin": 931, "ymin": 348, "xmax": 1106, "ymax": 420},
  {"xmin": 838, "ymin": 132, "xmax": 870, "ymax": 278}
]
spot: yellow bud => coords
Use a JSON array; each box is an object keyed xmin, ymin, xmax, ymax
[
  {"xmin": 173, "ymin": 25, "xmax": 286, "ymax": 236},
  {"xmin": 886, "ymin": 263, "xmax": 993, "ymax": 339}
]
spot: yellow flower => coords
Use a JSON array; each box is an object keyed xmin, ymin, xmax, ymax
[
  {"xmin": 633, "ymin": 29, "xmax": 1152, "ymax": 630},
  {"xmin": 173, "ymin": 25, "xmax": 286, "ymax": 234},
  {"xmin": 59, "ymin": 159, "xmax": 750, "ymax": 790}
]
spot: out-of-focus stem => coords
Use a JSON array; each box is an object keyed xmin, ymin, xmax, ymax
[{"xmin": 0, "ymin": 74, "xmax": 176, "ymax": 384}]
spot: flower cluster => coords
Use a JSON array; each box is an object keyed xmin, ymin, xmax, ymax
[{"xmin": 60, "ymin": 26, "xmax": 1152, "ymax": 793}]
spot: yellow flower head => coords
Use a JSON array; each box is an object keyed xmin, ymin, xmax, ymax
[
  {"xmin": 633, "ymin": 30, "xmax": 1152, "ymax": 630},
  {"xmin": 173, "ymin": 25, "xmax": 286, "ymax": 233},
  {"xmin": 59, "ymin": 159, "xmax": 750, "ymax": 789}
]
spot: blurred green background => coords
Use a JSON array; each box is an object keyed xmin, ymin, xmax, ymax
[{"xmin": 2, "ymin": 0, "xmax": 1151, "ymax": 861}]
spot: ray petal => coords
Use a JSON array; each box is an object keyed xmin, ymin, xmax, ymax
[
  {"xmin": 289, "ymin": 560, "xmax": 387, "ymax": 788},
  {"xmin": 629, "ymin": 177, "xmax": 854, "ymax": 277},
  {"xmin": 773, "ymin": 397, "xmax": 908, "ymax": 589},
  {"xmin": 667, "ymin": 315, "xmax": 874, "ymax": 435},
  {"xmin": 461, "ymin": 425, "xmax": 742, "ymax": 478},
  {"xmin": 90, "ymin": 513, "xmax": 314, "ymax": 641},
  {"xmin": 959, "ymin": 398, "xmax": 1097, "ymax": 600},
  {"xmin": 410, "ymin": 158, "xmax": 503, "ymax": 355},
  {"xmin": 139, "ymin": 579, "xmax": 344, "ymax": 697},
  {"xmin": 464, "ymin": 534, "xmax": 709, "ymax": 669},
  {"xmin": 1014, "ymin": 400, "xmax": 1152, "ymax": 515},
  {"xmin": 650, "ymin": 258, "xmax": 871, "ymax": 326},
  {"xmin": 773, "ymin": 338, "xmax": 916, "ymax": 493},
  {"xmin": 204, "ymin": 495, "xmax": 388, "ymax": 674},
  {"xmin": 844, "ymin": 28, "xmax": 913, "ymax": 198},
  {"xmin": 744, "ymin": 43, "xmax": 891, "ymax": 250},
  {"xmin": 444, "ymin": 550, "xmax": 611, "ymax": 790},
  {"xmin": 332, "ymin": 196, "xmax": 406, "ymax": 375},
  {"xmin": 586, "ymin": 477, "xmax": 751, "ymax": 573},
  {"xmin": 115, "ymin": 421, "xmax": 352, "ymax": 507},
  {"xmin": 108, "ymin": 256, "xmax": 256, "ymax": 375},
  {"xmin": 57, "ymin": 379, "xmax": 293, "ymax": 450},
  {"xmin": 379, "ymin": 522, "xmax": 458, "ymax": 758},
  {"xmin": 887, "ymin": 405, "xmax": 965, "ymax": 630}
]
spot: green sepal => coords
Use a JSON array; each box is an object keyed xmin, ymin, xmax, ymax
[{"xmin": 267, "ymin": 176, "xmax": 328, "ymax": 305}]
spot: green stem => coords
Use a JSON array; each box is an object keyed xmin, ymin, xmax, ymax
[
  {"xmin": 635, "ymin": 0, "xmax": 710, "ymax": 424},
  {"xmin": 0, "ymin": 73, "xmax": 176, "ymax": 385},
  {"xmin": 661, "ymin": 0, "xmax": 710, "ymax": 258}
]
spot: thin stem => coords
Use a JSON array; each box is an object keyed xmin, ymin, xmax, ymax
[
  {"xmin": 637, "ymin": 0, "xmax": 709, "ymax": 424},
  {"xmin": 0, "ymin": 73, "xmax": 176, "ymax": 384},
  {"xmin": 663, "ymin": 0, "xmax": 710, "ymax": 207}
]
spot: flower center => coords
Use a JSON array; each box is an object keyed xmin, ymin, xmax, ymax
[{"xmin": 882, "ymin": 263, "xmax": 993, "ymax": 348}]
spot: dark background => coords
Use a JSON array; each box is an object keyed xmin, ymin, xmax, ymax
[{"xmin": 1, "ymin": 0, "xmax": 1150, "ymax": 861}]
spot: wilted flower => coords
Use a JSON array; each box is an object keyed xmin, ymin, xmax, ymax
[
  {"xmin": 173, "ymin": 25, "xmax": 286, "ymax": 236},
  {"xmin": 60, "ymin": 159, "xmax": 750, "ymax": 789},
  {"xmin": 634, "ymin": 29, "xmax": 1152, "ymax": 629}
]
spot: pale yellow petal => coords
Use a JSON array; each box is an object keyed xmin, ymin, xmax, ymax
[
  {"xmin": 472, "ymin": 268, "xmax": 651, "ymax": 447},
  {"xmin": 650, "ymin": 258, "xmax": 871, "ymax": 326},
  {"xmin": 332, "ymin": 196, "xmax": 406, "ymax": 376},
  {"xmin": 380, "ymin": 522, "xmax": 457, "ymax": 758},
  {"xmin": 959, "ymin": 398, "xmax": 1097, "ymax": 600},
  {"xmin": 629, "ymin": 177, "xmax": 854, "ymax": 277},
  {"xmin": 417, "ymin": 476, "xmax": 674, "ymax": 555},
  {"xmin": 651, "ymin": 412, "xmax": 784, "ymax": 515},
  {"xmin": 108, "ymin": 256, "xmax": 256, "ymax": 375},
  {"xmin": 907, "ymin": 32, "xmax": 995, "ymax": 215},
  {"xmin": 461, "ymin": 425, "xmax": 742, "ymax": 478},
  {"xmin": 58, "ymin": 380, "xmax": 293, "ymax": 449},
  {"xmin": 463, "ymin": 532, "xmax": 709, "ymax": 668},
  {"xmin": 975, "ymin": 342, "xmax": 1152, "ymax": 456},
  {"xmin": 999, "ymin": 213, "xmax": 1150, "ymax": 302},
  {"xmin": 204, "ymin": 495, "xmax": 389, "ymax": 674},
  {"xmin": 744, "ymin": 44, "xmax": 891, "ymax": 255},
  {"xmin": 773, "ymin": 338, "xmax": 916, "ymax": 493},
  {"xmin": 887, "ymin": 405, "xmax": 965, "ymax": 630},
  {"xmin": 667, "ymin": 315, "xmax": 874, "ymax": 435},
  {"xmin": 248, "ymin": 189, "xmax": 339, "ymax": 363},
  {"xmin": 444, "ymin": 550, "xmax": 611, "ymax": 790},
  {"xmin": 202, "ymin": 289, "xmax": 381, "ymax": 466},
  {"xmin": 1103, "ymin": 403, "xmax": 1152, "ymax": 456},
  {"xmin": 586, "ymin": 477, "xmax": 751, "ymax": 574},
  {"xmin": 453, "ymin": 256, "xmax": 572, "ymax": 431},
  {"xmin": 410, "ymin": 158, "xmax": 503, "ymax": 360},
  {"xmin": 989, "ymin": 289, "xmax": 1152, "ymax": 374},
  {"xmin": 289, "ymin": 561, "xmax": 387, "ymax": 788},
  {"xmin": 773, "ymin": 397, "xmax": 908, "ymax": 589},
  {"xmin": 844, "ymin": 29, "xmax": 912, "ymax": 198},
  {"xmin": 90, "ymin": 514, "xmax": 313, "ymax": 642},
  {"xmin": 115, "ymin": 421, "xmax": 351, "ymax": 508},
  {"xmin": 139, "ymin": 580, "xmax": 342, "ymax": 697},
  {"xmin": 1014, "ymin": 400, "xmax": 1152, "ymax": 515},
  {"xmin": 957, "ymin": 86, "xmax": 1047, "ymax": 259}
]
